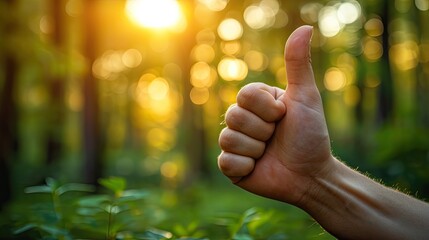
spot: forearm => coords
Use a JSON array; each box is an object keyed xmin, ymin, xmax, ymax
[{"xmin": 297, "ymin": 157, "xmax": 429, "ymax": 239}]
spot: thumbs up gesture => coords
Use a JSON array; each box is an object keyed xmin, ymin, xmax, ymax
[
  {"xmin": 218, "ymin": 25, "xmax": 334, "ymax": 204},
  {"xmin": 219, "ymin": 25, "xmax": 429, "ymax": 239}
]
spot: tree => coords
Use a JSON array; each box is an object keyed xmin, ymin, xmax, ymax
[
  {"xmin": 82, "ymin": 0, "xmax": 103, "ymax": 185},
  {"xmin": 0, "ymin": 0, "xmax": 18, "ymax": 209}
]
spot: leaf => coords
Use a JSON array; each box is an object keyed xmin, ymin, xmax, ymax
[
  {"xmin": 45, "ymin": 177, "xmax": 60, "ymax": 191},
  {"xmin": 117, "ymin": 189, "xmax": 149, "ymax": 203},
  {"xmin": 104, "ymin": 204, "xmax": 124, "ymax": 215},
  {"xmin": 13, "ymin": 223, "xmax": 37, "ymax": 234},
  {"xmin": 99, "ymin": 177, "xmax": 127, "ymax": 195},
  {"xmin": 39, "ymin": 224, "xmax": 69, "ymax": 237},
  {"xmin": 137, "ymin": 228, "xmax": 173, "ymax": 239},
  {"xmin": 56, "ymin": 183, "xmax": 95, "ymax": 195},
  {"xmin": 24, "ymin": 185, "xmax": 52, "ymax": 194},
  {"xmin": 77, "ymin": 194, "xmax": 111, "ymax": 207},
  {"xmin": 233, "ymin": 233, "xmax": 253, "ymax": 240},
  {"xmin": 241, "ymin": 208, "xmax": 261, "ymax": 224}
]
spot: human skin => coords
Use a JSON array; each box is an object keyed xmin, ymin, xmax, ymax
[{"xmin": 218, "ymin": 25, "xmax": 429, "ymax": 239}]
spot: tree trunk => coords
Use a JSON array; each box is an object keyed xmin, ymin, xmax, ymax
[
  {"xmin": 0, "ymin": 0, "xmax": 18, "ymax": 209},
  {"xmin": 377, "ymin": 0, "xmax": 394, "ymax": 124},
  {"xmin": 46, "ymin": 0, "xmax": 66, "ymax": 166},
  {"xmin": 82, "ymin": 0, "xmax": 102, "ymax": 185},
  {"xmin": 179, "ymin": 2, "xmax": 210, "ymax": 186}
]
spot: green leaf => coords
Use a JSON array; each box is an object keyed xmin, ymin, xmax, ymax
[
  {"xmin": 233, "ymin": 233, "xmax": 253, "ymax": 240},
  {"xmin": 56, "ymin": 183, "xmax": 95, "ymax": 195},
  {"xmin": 24, "ymin": 185, "xmax": 52, "ymax": 194},
  {"xmin": 77, "ymin": 207, "xmax": 103, "ymax": 216},
  {"xmin": 13, "ymin": 223, "xmax": 37, "ymax": 234},
  {"xmin": 77, "ymin": 194, "xmax": 111, "ymax": 207},
  {"xmin": 45, "ymin": 177, "xmax": 60, "ymax": 191},
  {"xmin": 104, "ymin": 204, "xmax": 125, "ymax": 214},
  {"xmin": 241, "ymin": 208, "xmax": 261, "ymax": 224},
  {"xmin": 117, "ymin": 189, "xmax": 149, "ymax": 203},
  {"xmin": 138, "ymin": 228, "xmax": 173, "ymax": 239},
  {"xmin": 99, "ymin": 177, "xmax": 127, "ymax": 195},
  {"xmin": 39, "ymin": 224, "xmax": 69, "ymax": 237}
]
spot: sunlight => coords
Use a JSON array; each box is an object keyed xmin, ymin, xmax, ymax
[
  {"xmin": 161, "ymin": 161, "xmax": 179, "ymax": 178},
  {"xmin": 390, "ymin": 41, "xmax": 420, "ymax": 71},
  {"xmin": 324, "ymin": 67, "xmax": 346, "ymax": 91},
  {"xmin": 319, "ymin": 6, "xmax": 342, "ymax": 37},
  {"xmin": 190, "ymin": 87, "xmax": 210, "ymax": 105},
  {"xmin": 243, "ymin": 0, "xmax": 279, "ymax": 30},
  {"xmin": 337, "ymin": 1, "xmax": 361, "ymax": 24},
  {"xmin": 198, "ymin": 0, "xmax": 229, "ymax": 11},
  {"xmin": 363, "ymin": 37, "xmax": 383, "ymax": 62},
  {"xmin": 244, "ymin": 50, "xmax": 268, "ymax": 71},
  {"xmin": 191, "ymin": 62, "xmax": 216, "ymax": 88},
  {"xmin": 217, "ymin": 18, "xmax": 243, "ymax": 41},
  {"xmin": 218, "ymin": 57, "xmax": 248, "ymax": 81},
  {"xmin": 148, "ymin": 78, "xmax": 170, "ymax": 101},
  {"xmin": 126, "ymin": 0, "xmax": 182, "ymax": 29}
]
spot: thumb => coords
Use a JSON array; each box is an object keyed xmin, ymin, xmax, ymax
[{"xmin": 284, "ymin": 25, "xmax": 317, "ymax": 99}]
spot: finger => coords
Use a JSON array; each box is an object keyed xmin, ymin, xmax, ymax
[
  {"xmin": 225, "ymin": 104, "xmax": 275, "ymax": 141},
  {"xmin": 218, "ymin": 128, "xmax": 265, "ymax": 159},
  {"xmin": 218, "ymin": 151, "xmax": 255, "ymax": 178},
  {"xmin": 236, "ymin": 82, "xmax": 285, "ymax": 122},
  {"xmin": 284, "ymin": 25, "xmax": 320, "ymax": 104}
]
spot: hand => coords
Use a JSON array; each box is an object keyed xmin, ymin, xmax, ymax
[{"xmin": 218, "ymin": 25, "xmax": 334, "ymax": 204}]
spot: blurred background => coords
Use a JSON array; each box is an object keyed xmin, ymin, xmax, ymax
[{"xmin": 0, "ymin": 0, "xmax": 428, "ymax": 237}]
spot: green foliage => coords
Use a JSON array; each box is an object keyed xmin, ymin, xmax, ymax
[{"xmin": 5, "ymin": 177, "xmax": 333, "ymax": 240}]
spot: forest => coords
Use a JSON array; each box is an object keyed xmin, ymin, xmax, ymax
[{"xmin": 0, "ymin": 0, "xmax": 428, "ymax": 239}]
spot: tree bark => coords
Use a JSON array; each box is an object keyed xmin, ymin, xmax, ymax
[
  {"xmin": 82, "ymin": 0, "xmax": 102, "ymax": 185},
  {"xmin": 46, "ymin": 0, "xmax": 66, "ymax": 165},
  {"xmin": 179, "ymin": 2, "xmax": 210, "ymax": 186},
  {"xmin": 0, "ymin": 0, "xmax": 18, "ymax": 209}
]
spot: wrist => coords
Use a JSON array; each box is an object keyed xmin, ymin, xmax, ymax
[
  {"xmin": 293, "ymin": 154, "xmax": 338, "ymax": 209},
  {"xmin": 294, "ymin": 157, "xmax": 398, "ymax": 239}
]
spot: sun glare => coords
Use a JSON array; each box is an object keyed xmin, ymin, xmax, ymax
[{"xmin": 126, "ymin": 0, "xmax": 182, "ymax": 29}]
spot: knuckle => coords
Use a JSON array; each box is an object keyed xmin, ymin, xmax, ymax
[
  {"xmin": 225, "ymin": 106, "xmax": 244, "ymax": 130},
  {"xmin": 217, "ymin": 153, "xmax": 233, "ymax": 173},
  {"xmin": 218, "ymin": 128, "xmax": 236, "ymax": 151},
  {"xmin": 217, "ymin": 152, "xmax": 254, "ymax": 177},
  {"xmin": 237, "ymin": 84, "xmax": 259, "ymax": 106}
]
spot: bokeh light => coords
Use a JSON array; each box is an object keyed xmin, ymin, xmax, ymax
[
  {"xmin": 221, "ymin": 41, "xmax": 241, "ymax": 56},
  {"xmin": 337, "ymin": 1, "xmax": 361, "ymax": 24},
  {"xmin": 218, "ymin": 57, "xmax": 248, "ymax": 81},
  {"xmin": 363, "ymin": 37, "xmax": 383, "ymax": 62},
  {"xmin": 243, "ymin": 0, "xmax": 281, "ymax": 30},
  {"xmin": 300, "ymin": 3, "xmax": 323, "ymax": 24},
  {"xmin": 319, "ymin": 6, "xmax": 343, "ymax": 37},
  {"xmin": 191, "ymin": 62, "xmax": 216, "ymax": 88},
  {"xmin": 122, "ymin": 49, "xmax": 143, "ymax": 68},
  {"xmin": 198, "ymin": 0, "xmax": 229, "ymax": 11},
  {"xmin": 148, "ymin": 78, "xmax": 169, "ymax": 101},
  {"xmin": 190, "ymin": 87, "xmax": 210, "ymax": 105},
  {"xmin": 324, "ymin": 67, "xmax": 347, "ymax": 91},
  {"xmin": 365, "ymin": 18, "xmax": 384, "ymax": 37},
  {"xmin": 161, "ymin": 161, "xmax": 179, "ymax": 178},
  {"xmin": 126, "ymin": 0, "xmax": 183, "ymax": 29},
  {"xmin": 244, "ymin": 50, "xmax": 268, "ymax": 72},
  {"xmin": 390, "ymin": 41, "xmax": 420, "ymax": 71},
  {"xmin": 191, "ymin": 44, "xmax": 216, "ymax": 63},
  {"xmin": 318, "ymin": 1, "xmax": 361, "ymax": 37},
  {"xmin": 415, "ymin": 0, "xmax": 429, "ymax": 11},
  {"xmin": 217, "ymin": 18, "xmax": 243, "ymax": 41},
  {"xmin": 343, "ymin": 85, "xmax": 361, "ymax": 107},
  {"xmin": 147, "ymin": 127, "xmax": 175, "ymax": 151}
]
